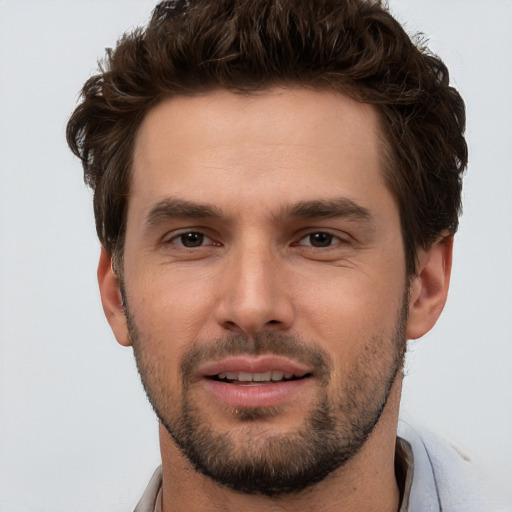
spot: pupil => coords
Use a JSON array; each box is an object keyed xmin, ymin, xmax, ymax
[
  {"xmin": 311, "ymin": 232, "xmax": 332, "ymax": 247},
  {"xmin": 181, "ymin": 232, "xmax": 204, "ymax": 247}
]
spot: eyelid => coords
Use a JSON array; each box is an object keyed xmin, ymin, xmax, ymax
[
  {"xmin": 294, "ymin": 230, "xmax": 349, "ymax": 247},
  {"xmin": 164, "ymin": 229, "xmax": 217, "ymax": 247}
]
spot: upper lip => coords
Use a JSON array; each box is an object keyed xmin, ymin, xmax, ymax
[{"xmin": 198, "ymin": 355, "xmax": 312, "ymax": 379}]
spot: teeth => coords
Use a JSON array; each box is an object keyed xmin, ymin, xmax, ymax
[
  {"xmin": 271, "ymin": 370, "xmax": 284, "ymax": 381},
  {"xmin": 253, "ymin": 371, "xmax": 272, "ymax": 381},
  {"xmin": 218, "ymin": 372, "xmax": 237, "ymax": 380},
  {"xmin": 216, "ymin": 371, "xmax": 299, "ymax": 382}
]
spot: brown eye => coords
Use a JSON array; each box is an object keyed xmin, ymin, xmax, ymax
[
  {"xmin": 297, "ymin": 232, "xmax": 338, "ymax": 248},
  {"xmin": 308, "ymin": 232, "xmax": 333, "ymax": 247},
  {"xmin": 177, "ymin": 232, "xmax": 206, "ymax": 247}
]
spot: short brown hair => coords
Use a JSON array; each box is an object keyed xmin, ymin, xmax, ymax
[{"xmin": 66, "ymin": 0, "xmax": 467, "ymax": 275}]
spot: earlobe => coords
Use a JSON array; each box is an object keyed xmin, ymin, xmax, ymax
[
  {"xmin": 406, "ymin": 236, "xmax": 453, "ymax": 340},
  {"xmin": 97, "ymin": 247, "xmax": 131, "ymax": 347}
]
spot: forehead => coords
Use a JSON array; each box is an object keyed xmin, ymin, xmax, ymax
[{"xmin": 131, "ymin": 87, "xmax": 388, "ymax": 218}]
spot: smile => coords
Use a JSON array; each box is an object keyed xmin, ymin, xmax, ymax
[
  {"xmin": 214, "ymin": 370, "xmax": 307, "ymax": 384},
  {"xmin": 198, "ymin": 355, "xmax": 314, "ymax": 408}
]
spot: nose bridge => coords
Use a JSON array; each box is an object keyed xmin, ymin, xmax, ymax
[{"xmin": 216, "ymin": 235, "xmax": 293, "ymax": 334}]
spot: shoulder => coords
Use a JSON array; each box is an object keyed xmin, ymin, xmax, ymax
[{"xmin": 398, "ymin": 421, "xmax": 511, "ymax": 512}]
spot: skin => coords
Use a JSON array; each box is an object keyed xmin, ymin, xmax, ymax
[{"xmin": 98, "ymin": 88, "xmax": 453, "ymax": 512}]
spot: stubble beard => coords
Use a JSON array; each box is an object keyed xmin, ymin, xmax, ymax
[{"xmin": 125, "ymin": 291, "xmax": 408, "ymax": 497}]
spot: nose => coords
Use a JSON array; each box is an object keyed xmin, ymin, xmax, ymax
[{"xmin": 214, "ymin": 243, "xmax": 295, "ymax": 335}]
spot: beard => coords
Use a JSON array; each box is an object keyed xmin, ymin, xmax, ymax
[{"xmin": 125, "ymin": 291, "xmax": 408, "ymax": 497}]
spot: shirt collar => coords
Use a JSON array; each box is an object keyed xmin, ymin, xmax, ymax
[{"xmin": 135, "ymin": 430, "xmax": 435, "ymax": 512}]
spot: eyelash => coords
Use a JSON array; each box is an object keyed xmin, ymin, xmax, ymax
[
  {"xmin": 166, "ymin": 231, "xmax": 217, "ymax": 248},
  {"xmin": 294, "ymin": 231, "xmax": 347, "ymax": 248}
]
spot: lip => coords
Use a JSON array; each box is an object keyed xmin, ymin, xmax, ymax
[
  {"xmin": 198, "ymin": 355, "xmax": 313, "ymax": 408},
  {"xmin": 198, "ymin": 355, "xmax": 312, "ymax": 378},
  {"xmin": 203, "ymin": 377, "xmax": 311, "ymax": 408}
]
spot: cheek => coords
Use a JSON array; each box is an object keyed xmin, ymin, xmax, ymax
[
  {"xmin": 292, "ymin": 267, "xmax": 406, "ymax": 357},
  {"xmin": 126, "ymin": 266, "xmax": 217, "ymax": 348}
]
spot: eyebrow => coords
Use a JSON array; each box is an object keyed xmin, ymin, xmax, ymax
[
  {"xmin": 146, "ymin": 198, "xmax": 223, "ymax": 226},
  {"xmin": 145, "ymin": 196, "xmax": 374, "ymax": 227},
  {"xmin": 280, "ymin": 198, "xmax": 374, "ymax": 225}
]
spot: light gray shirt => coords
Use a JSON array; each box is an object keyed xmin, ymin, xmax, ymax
[{"xmin": 134, "ymin": 422, "xmax": 507, "ymax": 511}]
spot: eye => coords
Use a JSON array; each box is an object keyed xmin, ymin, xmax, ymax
[
  {"xmin": 296, "ymin": 232, "xmax": 344, "ymax": 248},
  {"xmin": 168, "ymin": 231, "xmax": 214, "ymax": 248}
]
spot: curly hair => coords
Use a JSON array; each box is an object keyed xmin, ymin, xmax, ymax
[{"xmin": 66, "ymin": 0, "xmax": 467, "ymax": 275}]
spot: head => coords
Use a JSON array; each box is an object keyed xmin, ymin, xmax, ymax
[
  {"xmin": 67, "ymin": 0, "xmax": 466, "ymax": 279},
  {"xmin": 67, "ymin": 0, "xmax": 466, "ymax": 498}
]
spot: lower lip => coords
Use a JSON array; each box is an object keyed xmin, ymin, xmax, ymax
[{"xmin": 203, "ymin": 378, "xmax": 311, "ymax": 408}]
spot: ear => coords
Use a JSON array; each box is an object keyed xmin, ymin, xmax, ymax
[
  {"xmin": 406, "ymin": 236, "xmax": 453, "ymax": 340},
  {"xmin": 97, "ymin": 247, "xmax": 131, "ymax": 347}
]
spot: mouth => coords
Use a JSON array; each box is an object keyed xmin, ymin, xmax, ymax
[
  {"xmin": 198, "ymin": 356, "xmax": 314, "ymax": 408},
  {"xmin": 210, "ymin": 370, "xmax": 311, "ymax": 385}
]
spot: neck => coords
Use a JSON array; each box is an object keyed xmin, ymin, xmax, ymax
[{"xmin": 159, "ymin": 377, "xmax": 403, "ymax": 512}]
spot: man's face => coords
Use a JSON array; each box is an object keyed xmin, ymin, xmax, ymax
[{"xmin": 119, "ymin": 88, "xmax": 409, "ymax": 494}]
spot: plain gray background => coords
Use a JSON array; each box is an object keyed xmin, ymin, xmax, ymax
[{"xmin": 1, "ymin": 1, "xmax": 511, "ymax": 510}]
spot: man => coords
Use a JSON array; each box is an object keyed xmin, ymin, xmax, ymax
[{"xmin": 66, "ymin": 1, "xmax": 504, "ymax": 510}]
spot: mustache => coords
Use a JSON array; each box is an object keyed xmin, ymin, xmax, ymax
[{"xmin": 180, "ymin": 331, "xmax": 332, "ymax": 386}]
